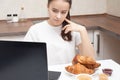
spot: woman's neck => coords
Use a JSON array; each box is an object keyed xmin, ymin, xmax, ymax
[{"xmin": 47, "ymin": 19, "xmax": 61, "ymax": 27}]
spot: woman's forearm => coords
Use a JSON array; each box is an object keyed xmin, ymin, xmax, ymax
[{"xmin": 78, "ymin": 27, "xmax": 95, "ymax": 59}]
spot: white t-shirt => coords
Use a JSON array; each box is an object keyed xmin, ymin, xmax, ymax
[{"xmin": 24, "ymin": 20, "xmax": 81, "ymax": 65}]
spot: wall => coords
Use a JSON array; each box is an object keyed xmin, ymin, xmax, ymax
[
  {"xmin": 0, "ymin": 0, "xmax": 48, "ymax": 20},
  {"xmin": 71, "ymin": 0, "xmax": 106, "ymax": 15},
  {"xmin": 107, "ymin": 0, "xmax": 120, "ymax": 17},
  {"xmin": 0, "ymin": 0, "xmax": 106, "ymax": 20}
]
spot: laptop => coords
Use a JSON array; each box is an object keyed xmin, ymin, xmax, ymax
[{"xmin": 0, "ymin": 40, "xmax": 48, "ymax": 80}]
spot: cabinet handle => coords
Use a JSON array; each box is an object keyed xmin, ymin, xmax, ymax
[{"xmin": 97, "ymin": 34, "xmax": 100, "ymax": 54}]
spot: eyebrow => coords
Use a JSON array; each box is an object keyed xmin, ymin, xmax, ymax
[{"xmin": 52, "ymin": 8, "xmax": 68, "ymax": 12}]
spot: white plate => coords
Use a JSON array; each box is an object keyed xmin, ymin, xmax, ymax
[
  {"xmin": 64, "ymin": 68, "xmax": 98, "ymax": 76},
  {"xmin": 64, "ymin": 69, "xmax": 100, "ymax": 80}
]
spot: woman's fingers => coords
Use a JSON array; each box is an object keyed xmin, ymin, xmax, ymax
[
  {"xmin": 62, "ymin": 24, "xmax": 72, "ymax": 34},
  {"xmin": 65, "ymin": 27, "xmax": 72, "ymax": 33},
  {"xmin": 63, "ymin": 18, "xmax": 86, "ymax": 33},
  {"xmin": 63, "ymin": 19, "xmax": 75, "ymax": 33},
  {"xmin": 62, "ymin": 24, "xmax": 70, "ymax": 30},
  {"xmin": 64, "ymin": 18, "xmax": 71, "ymax": 24}
]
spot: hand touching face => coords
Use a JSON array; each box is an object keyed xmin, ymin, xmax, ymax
[{"xmin": 62, "ymin": 18, "xmax": 86, "ymax": 34}]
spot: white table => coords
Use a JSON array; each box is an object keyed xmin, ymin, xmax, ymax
[{"xmin": 48, "ymin": 59, "xmax": 120, "ymax": 80}]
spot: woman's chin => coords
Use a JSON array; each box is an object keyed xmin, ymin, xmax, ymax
[{"xmin": 53, "ymin": 22, "xmax": 62, "ymax": 26}]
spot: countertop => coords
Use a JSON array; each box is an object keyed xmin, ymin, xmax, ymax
[
  {"xmin": 48, "ymin": 59, "xmax": 120, "ymax": 80},
  {"xmin": 0, "ymin": 14, "xmax": 120, "ymax": 39},
  {"xmin": 0, "ymin": 20, "xmax": 33, "ymax": 36}
]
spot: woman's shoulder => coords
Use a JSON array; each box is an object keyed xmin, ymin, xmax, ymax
[
  {"xmin": 32, "ymin": 20, "xmax": 47, "ymax": 28},
  {"xmin": 29, "ymin": 20, "xmax": 48, "ymax": 30}
]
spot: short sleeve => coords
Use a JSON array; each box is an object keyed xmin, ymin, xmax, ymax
[
  {"xmin": 24, "ymin": 26, "xmax": 37, "ymax": 42},
  {"xmin": 74, "ymin": 32, "xmax": 81, "ymax": 46}
]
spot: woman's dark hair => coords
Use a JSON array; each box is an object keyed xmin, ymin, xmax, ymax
[{"xmin": 48, "ymin": 0, "xmax": 72, "ymax": 41}]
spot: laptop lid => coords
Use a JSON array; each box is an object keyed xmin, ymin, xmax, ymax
[{"xmin": 0, "ymin": 40, "xmax": 48, "ymax": 80}]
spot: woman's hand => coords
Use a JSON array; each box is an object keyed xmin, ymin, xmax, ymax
[{"xmin": 62, "ymin": 18, "xmax": 86, "ymax": 34}]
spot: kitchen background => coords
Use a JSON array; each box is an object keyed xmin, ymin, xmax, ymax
[
  {"xmin": 0, "ymin": 0, "xmax": 120, "ymax": 63},
  {"xmin": 0, "ymin": 0, "xmax": 120, "ymax": 20}
]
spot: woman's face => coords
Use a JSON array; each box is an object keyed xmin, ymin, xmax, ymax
[{"xmin": 48, "ymin": 0, "xmax": 70, "ymax": 26}]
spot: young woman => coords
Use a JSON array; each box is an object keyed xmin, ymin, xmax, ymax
[{"xmin": 24, "ymin": 0, "xmax": 95, "ymax": 65}]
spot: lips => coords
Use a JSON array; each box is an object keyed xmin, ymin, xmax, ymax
[{"xmin": 54, "ymin": 19, "xmax": 62, "ymax": 24}]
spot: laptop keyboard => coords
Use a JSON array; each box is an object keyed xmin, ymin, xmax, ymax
[{"xmin": 48, "ymin": 71, "xmax": 61, "ymax": 80}]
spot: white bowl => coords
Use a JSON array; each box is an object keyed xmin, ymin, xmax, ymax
[{"xmin": 76, "ymin": 74, "xmax": 92, "ymax": 80}]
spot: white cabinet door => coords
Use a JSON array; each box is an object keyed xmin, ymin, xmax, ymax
[
  {"xmin": 94, "ymin": 30, "xmax": 104, "ymax": 60},
  {"xmin": 87, "ymin": 30, "xmax": 94, "ymax": 45},
  {"xmin": 0, "ymin": 35, "xmax": 25, "ymax": 41},
  {"xmin": 87, "ymin": 30, "xmax": 103, "ymax": 60}
]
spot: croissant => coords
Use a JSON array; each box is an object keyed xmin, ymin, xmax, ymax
[
  {"xmin": 65, "ymin": 54, "xmax": 101, "ymax": 75},
  {"xmin": 72, "ymin": 54, "xmax": 96, "ymax": 65},
  {"xmin": 65, "ymin": 63, "xmax": 95, "ymax": 74},
  {"xmin": 72, "ymin": 54, "xmax": 101, "ymax": 69},
  {"xmin": 83, "ymin": 62, "xmax": 101, "ymax": 69}
]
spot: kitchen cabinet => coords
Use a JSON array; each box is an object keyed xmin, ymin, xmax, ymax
[
  {"xmin": 0, "ymin": 35, "xmax": 25, "ymax": 41},
  {"xmin": 94, "ymin": 30, "xmax": 104, "ymax": 60},
  {"xmin": 93, "ymin": 30, "xmax": 120, "ymax": 64},
  {"xmin": 87, "ymin": 30, "xmax": 102, "ymax": 60},
  {"xmin": 100, "ymin": 31, "xmax": 120, "ymax": 64},
  {"xmin": 88, "ymin": 30, "xmax": 104, "ymax": 60}
]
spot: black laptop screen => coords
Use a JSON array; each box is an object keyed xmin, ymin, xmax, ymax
[{"xmin": 0, "ymin": 41, "xmax": 48, "ymax": 80}]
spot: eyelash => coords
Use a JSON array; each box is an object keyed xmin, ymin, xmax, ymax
[
  {"xmin": 52, "ymin": 10, "xmax": 58, "ymax": 13},
  {"xmin": 61, "ymin": 12, "xmax": 66, "ymax": 14},
  {"xmin": 52, "ymin": 10, "xmax": 67, "ymax": 14}
]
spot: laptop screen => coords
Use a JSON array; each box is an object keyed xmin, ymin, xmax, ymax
[{"xmin": 0, "ymin": 41, "xmax": 48, "ymax": 80}]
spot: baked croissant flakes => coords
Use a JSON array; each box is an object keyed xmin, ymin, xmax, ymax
[
  {"xmin": 65, "ymin": 63, "xmax": 95, "ymax": 74},
  {"xmin": 65, "ymin": 55, "xmax": 101, "ymax": 74},
  {"xmin": 72, "ymin": 55, "xmax": 96, "ymax": 65}
]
